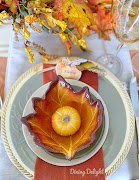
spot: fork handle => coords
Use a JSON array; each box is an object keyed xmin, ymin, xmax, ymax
[{"xmin": 136, "ymin": 117, "xmax": 139, "ymax": 163}]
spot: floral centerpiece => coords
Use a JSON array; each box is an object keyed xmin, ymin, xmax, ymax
[{"xmin": 0, "ymin": 0, "xmax": 112, "ymax": 63}]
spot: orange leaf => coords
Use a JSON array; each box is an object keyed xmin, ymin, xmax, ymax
[
  {"xmin": 5, "ymin": 0, "xmax": 19, "ymax": 14},
  {"xmin": 0, "ymin": 4, "xmax": 7, "ymax": 11},
  {"xmin": 65, "ymin": 41, "xmax": 71, "ymax": 56},
  {"xmin": 87, "ymin": 0, "xmax": 112, "ymax": 6},
  {"xmin": 90, "ymin": 6, "xmax": 112, "ymax": 40},
  {"xmin": 21, "ymin": 76, "xmax": 104, "ymax": 160}
]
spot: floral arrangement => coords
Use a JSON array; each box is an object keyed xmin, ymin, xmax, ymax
[{"xmin": 0, "ymin": 0, "xmax": 112, "ymax": 63}]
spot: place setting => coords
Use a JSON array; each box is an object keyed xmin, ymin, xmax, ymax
[
  {"xmin": 0, "ymin": 0, "xmax": 139, "ymax": 179},
  {"xmin": 1, "ymin": 56, "xmax": 135, "ymax": 179}
]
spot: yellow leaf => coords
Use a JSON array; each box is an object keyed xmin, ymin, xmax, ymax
[
  {"xmin": 76, "ymin": 61, "xmax": 98, "ymax": 71},
  {"xmin": 59, "ymin": 33, "xmax": 68, "ymax": 42},
  {"xmin": 71, "ymin": 34, "xmax": 78, "ymax": 45},
  {"xmin": 64, "ymin": 0, "xmax": 93, "ymax": 33},
  {"xmin": 0, "ymin": 10, "xmax": 9, "ymax": 19},
  {"xmin": 55, "ymin": 20, "xmax": 67, "ymax": 31},
  {"xmin": 0, "ymin": 20, "xmax": 4, "ymax": 25},
  {"xmin": 78, "ymin": 37, "xmax": 87, "ymax": 48},
  {"xmin": 44, "ymin": 13, "xmax": 55, "ymax": 28},
  {"xmin": 54, "ymin": 0, "xmax": 93, "ymax": 34},
  {"xmin": 41, "ymin": 55, "xmax": 49, "ymax": 61},
  {"xmin": 80, "ymin": 47, "xmax": 93, "ymax": 52}
]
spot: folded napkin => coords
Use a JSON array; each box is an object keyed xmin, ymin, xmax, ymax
[{"xmin": 34, "ymin": 63, "xmax": 105, "ymax": 180}]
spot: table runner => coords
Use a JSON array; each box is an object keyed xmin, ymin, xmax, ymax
[
  {"xmin": 1, "ymin": 26, "xmax": 139, "ymax": 180},
  {"xmin": 5, "ymin": 24, "xmax": 133, "ymax": 96}
]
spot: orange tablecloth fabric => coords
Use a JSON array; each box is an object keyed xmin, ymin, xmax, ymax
[
  {"xmin": 0, "ymin": 57, "xmax": 7, "ymax": 101},
  {"xmin": 34, "ymin": 63, "xmax": 105, "ymax": 180}
]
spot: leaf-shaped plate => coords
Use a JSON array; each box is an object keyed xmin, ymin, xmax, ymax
[{"xmin": 21, "ymin": 77, "xmax": 109, "ymax": 165}]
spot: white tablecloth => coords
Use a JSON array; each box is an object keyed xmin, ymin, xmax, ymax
[{"xmin": 1, "ymin": 25, "xmax": 139, "ymax": 180}]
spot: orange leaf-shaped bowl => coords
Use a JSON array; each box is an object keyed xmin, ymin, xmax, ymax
[{"xmin": 21, "ymin": 75, "xmax": 104, "ymax": 161}]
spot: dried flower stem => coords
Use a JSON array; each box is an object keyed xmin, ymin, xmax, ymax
[
  {"xmin": 39, "ymin": 52, "xmax": 59, "ymax": 60},
  {"xmin": 14, "ymin": 30, "xmax": 19, "ymax": 41},
  {"xmin": 32, "ymin": 42, "xmax": 46, "ymax": 52},
  {"xmin": 20, "ymin": 18, "xmax": 25, "ymax": 28},
  {"xmin": 30, "ymin": 24, "xmax": 42, "ymax": 33},
  {"xmin": 17, "ymin": 27, "xmax": 58, "ymax": 62}
]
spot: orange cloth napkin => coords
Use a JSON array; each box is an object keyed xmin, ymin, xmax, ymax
[{"xmin": 34, "ymin": 63, "xmax": 105, "ymax": 180}]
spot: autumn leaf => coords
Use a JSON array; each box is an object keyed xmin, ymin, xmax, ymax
[
  {"xmin": 44, "ymin": 13, "xmax": 55, "ymax": 28},
  {"xmin": 76, "ymin": 61, "xmax": 98, "ymax": 71},
  {"xmin": 21, "ymin": 76, "xmax": 104, "ymax": 160},
  {"xmin": 90, "ymin": 6, "xmax": 112, "ymax": 40},
  {"xmin": 71, "ymin": 34, "xmax": 78, "ymax": 45},
  {"xmin": 65, "ymin": 41, "xmax": 71, "ymax": 56},
  {"xmin": 87, "ymin": 0, "xmax": 112, "ymax": 6},
  {"xmin": 5, "ymin": 0, "xmax": 19, "ymax": 14},
  {"xmin": 53, "ymin": 0, "xmax": 93, "ymax": 34},
  {"xmin": 0, "ymin": 4, "xmax": 7, "ymax": 11}
]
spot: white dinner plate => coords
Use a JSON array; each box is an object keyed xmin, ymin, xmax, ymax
[{"xmin": 22, "ymin": 79, "xmax": 109, "ymax": 166}]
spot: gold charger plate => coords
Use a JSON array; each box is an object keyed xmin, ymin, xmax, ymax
[{"xmin": 1, "ymin": 57, "xmax": 135, "ymax": 179}]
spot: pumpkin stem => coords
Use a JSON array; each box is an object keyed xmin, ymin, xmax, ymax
[{"xmin": 62, "ymin": 115, "xmax": 70, "ymax": 122}]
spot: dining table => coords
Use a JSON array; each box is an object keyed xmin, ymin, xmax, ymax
[{"xmin": 0, "ymin": 26, "xmax": 139, "ymax": 180}]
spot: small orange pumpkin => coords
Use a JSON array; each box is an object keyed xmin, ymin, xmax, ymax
[{"xmin": 52, "ymin": 106, "xmax": 81, "ymax": 136}]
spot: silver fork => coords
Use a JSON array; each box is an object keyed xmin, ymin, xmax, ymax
[{"xmin": 122, "ymin": 81, "xmax": 139, "ymax": 91}]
